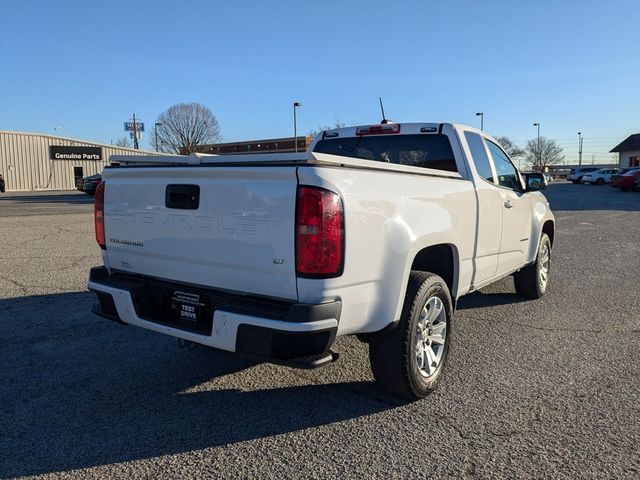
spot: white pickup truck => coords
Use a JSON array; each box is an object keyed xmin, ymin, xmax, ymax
[{"xmin": 88, "ymin": 122, "xmax": 555, "ymax": 399}]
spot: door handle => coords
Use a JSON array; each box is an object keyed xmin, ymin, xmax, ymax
[{"xmin": 504, "ymin": 200, "xmax": 513, "ymax": 209}]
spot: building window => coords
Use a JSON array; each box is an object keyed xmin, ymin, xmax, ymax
[{"xmin": 630, "ymin": 156, "xmax": 639, "ymax": 167}]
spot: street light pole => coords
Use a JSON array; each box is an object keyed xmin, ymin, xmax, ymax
[
  {"xmin": 475, "ymin": 112, "xmax": 484, "ymax": 131},
  {"xmin": 155, "ymin": 122, "xmax": 162, "ymax": 152},
  {"xmin": 293, "ymin": 101, "xmax": 301, "ymax": 153},
  {"xmin": 533, "ymin": 123, "xmax": 540, "ymax": 170},
  {"xmin": 577, "ymin": 131, "xmax": 583, "ymax": 166}
]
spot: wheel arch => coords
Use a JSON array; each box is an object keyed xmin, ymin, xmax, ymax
[
  {"xmin": 527, "ymin": 197, "xmax": 555, "ymax": 263},
  {"xmin": 409, "ymin": 243, "xmax": 459, "ymax": 300},
  {"xmin": 542, "ymin": 219, "xmax": 554, "ymax": 247}
]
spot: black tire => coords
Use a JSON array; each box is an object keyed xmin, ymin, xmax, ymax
[
  {"xmin": 621, "ymin": 186, "xmax": 629, "ymax": 192},
  {"xmin": 369, "ymin": 271, "xmax": 453, "ymax": 399},
  {"xmin": 595, "ymin": 178, "xmax": 605, "ymax": 185},
  {"xmin": 514, "ymin": 233, "xmax": 551, "ymax": 299}
]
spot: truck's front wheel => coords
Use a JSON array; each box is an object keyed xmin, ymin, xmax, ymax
[
  {"xmin": 514, "ymin": 233, "xmax": 551, "ymax": 299},
  {"xmin": 369, "ymin": 271, "xmax": 453, "ymax": 399}
]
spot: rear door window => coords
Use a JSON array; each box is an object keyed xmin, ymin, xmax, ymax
[{"xmin": 313, "ymin": 134, "xmax": 458, "ymax": 172}]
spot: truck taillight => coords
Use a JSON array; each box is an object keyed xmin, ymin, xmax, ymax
[
  {"xmin": 296, "ymin": 186, "xmax": 344, "ymax": 277},
  {"xmin": 94, "ymin": 181, "xmax": 106, "ymax": 249}
]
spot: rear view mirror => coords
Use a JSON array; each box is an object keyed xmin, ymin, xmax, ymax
[{"xmin": 525, "ymin": 173, "xmax": 546, "ymax": 191}]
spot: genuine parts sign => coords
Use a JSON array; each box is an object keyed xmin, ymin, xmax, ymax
[{"xmin": 49, "ymin": 146, "xmax": 103, "ymax": 161}]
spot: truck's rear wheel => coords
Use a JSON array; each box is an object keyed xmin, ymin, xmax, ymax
[
  {"xmin": 369, "ymin": 271, "xmax": 453, "ymax": 399},
  {"xmin": 514, "ymin": 233, "xmax": 551, "ymax": 299}
]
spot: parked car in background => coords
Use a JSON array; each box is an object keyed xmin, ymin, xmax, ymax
[
  {"xmin": 580, "ymin": 168, "xmax": 619, "ymax": 185},
  {"xmin": 568, "ymin": 167, "xmax": 599, "ymax": 184},
  {"xmin": 80, "ymin": 174, "xmax": 102, "ymax": 195},
  {"xmin": 634, "ymin": 177, "xmax": 640, "ymax": 192},
  {"xmin": 610, "ymin": 168, "xmax": 640, "ymax": 191}
]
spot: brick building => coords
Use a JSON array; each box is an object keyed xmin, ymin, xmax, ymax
[{"xmin": 195, "ymin": 136, "xmax": 314, "ymax": 155}]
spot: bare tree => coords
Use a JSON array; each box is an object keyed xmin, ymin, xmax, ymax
[
  {"xmin": 525, "ymin": 137, "xmax": 564, "ymax": 171},
  {"xmin": 114, "ymin": 136, "xmax": 133, "ymax": 148},
  {"xmin": 308, "ymin": 120, "xmax": 351, "ymax": 139},
  {"xmin": 148, "ymin": 124, "xmax": 171, "ymax": 153},
  {"xmin": 155, "ymin": 103, "xmax": 221, "ymax": 154},
  {"xmin": 495, "ymin": 136, "xmax": 525, "ymax": 160},
  {"xmin": 610, "ymin": 153, "xmax": 619, "ymax": 165}
]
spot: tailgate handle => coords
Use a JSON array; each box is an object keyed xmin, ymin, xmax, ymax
[{"xmin": 165, "ymin": 184, "xmax": 200, "ymax": 210}]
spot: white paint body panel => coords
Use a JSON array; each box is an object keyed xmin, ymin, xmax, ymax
[
  {"xmin": 497, "ymin": 188, "xmax": 532, "ymax": 276},
  {"xmin": 96, "ymin": 123, "xmax": 555, "ymax": 340},
  {"xmin": 295, "ymin": 165, "xmax": 476, "ymax": 335},
  {"xmin": 102, "ymin": 166, "xmax": 299, "ymax": 300}
]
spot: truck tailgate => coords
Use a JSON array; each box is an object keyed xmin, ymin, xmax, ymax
[{"xmin": 102, "ymin": 166, "xmax": 298, "ymax": 301}]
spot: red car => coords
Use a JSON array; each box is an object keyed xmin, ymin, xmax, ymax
[{"xmin": 610, "ymin": 168, "xmax": 640, "ymax": 191}]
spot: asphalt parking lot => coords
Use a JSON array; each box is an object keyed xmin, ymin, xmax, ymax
[{"xmin": 1, "ymin": 183, "xmax": 639, "ymax": 479}]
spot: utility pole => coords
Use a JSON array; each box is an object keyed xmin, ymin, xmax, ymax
[
  {"xmin": 577, "ymin": 132, "xmax": 583, "ymax": 166},
  {"xmin": 475, "ymin": 112, "xmax": 484, "ymax": 131},
  {"xmin": 132, "ymin": 113, "xmax": 139, "ymax": 150}
]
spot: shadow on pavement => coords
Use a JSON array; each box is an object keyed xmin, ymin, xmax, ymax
[
  {"xmin": 457, "ymin": 290, "xmax": 527, "ymax": 310},
  {"xmin": 0, "ymin": 192, "xmax": 94, "ymax": 204},
  {"xmin": 0, "ymin": 292, "xmax": 399, "ymax": 477}
]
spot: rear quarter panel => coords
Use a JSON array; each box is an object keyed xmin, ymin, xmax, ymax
[{"xmin": 296, "ymin": 165, "xmax": 476, "ymax": 335}]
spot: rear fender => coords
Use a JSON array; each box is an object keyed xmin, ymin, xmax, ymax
[{"xmin": 389, "ymin": 222, "xmax": 461, "ymax": 326}]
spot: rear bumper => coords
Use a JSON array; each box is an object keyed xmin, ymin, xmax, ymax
[{"xmin": 87, "ymin": 267, "xmax": 339, "ymax": 360}]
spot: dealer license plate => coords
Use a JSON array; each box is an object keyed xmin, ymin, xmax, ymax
[{"xmin": 170, "ymin": 290, "xmax": 210, "ymax": 324}]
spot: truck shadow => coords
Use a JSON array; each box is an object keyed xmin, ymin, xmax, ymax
[
  {"xmin": 457, "ymin": 290, "xmax": 527, "ymax": 310},
  {"xmin": 0, "ymin": 292, "xmax": 400, "ymax": 478},
  {"xmin": 0, "ymin": 192, "xmax": 94, "ymax": 204}
]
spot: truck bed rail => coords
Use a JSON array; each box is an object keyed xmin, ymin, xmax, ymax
[{"xmin": 109, "ymin": 152, "xmax": 311, "ymax": 166}]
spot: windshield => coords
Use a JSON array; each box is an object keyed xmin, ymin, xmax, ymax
[{"xmin": 313, "ymin": 134, "xmax": 458, "ymax": 173}]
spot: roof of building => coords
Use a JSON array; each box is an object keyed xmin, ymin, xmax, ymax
[
  {"xmin": 0, "ymin": 130, "xmax": 159, "ymax": 154},
  {"xmin": 610, "ymin": 133, "xmax": 640, "ymax": 153},
  {"xmin": 201, "ymin": 135, "xmax": 314, "ymax": 148}
]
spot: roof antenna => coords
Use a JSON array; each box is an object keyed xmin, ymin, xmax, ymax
[{"xmin": 379, "ymin": 97, "xmax": 392, "ymax": 124}]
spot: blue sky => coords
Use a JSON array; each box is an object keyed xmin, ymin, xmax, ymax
[{"xmin": 1, "ymin": 0, "xmax": 638, "ymax": 163}]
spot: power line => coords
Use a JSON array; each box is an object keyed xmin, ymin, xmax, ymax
[{"xmin": 510, "ymin": 136, "xmax": 621, "ymax": 141}]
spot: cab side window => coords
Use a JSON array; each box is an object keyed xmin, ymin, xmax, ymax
[
  {"xmin": 464, "ymin": 131, "xmax": 494, "ymax": 183},
  {"xmin": 485, "ymin": 140, "xmax": 522, "ymax": 190}
]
